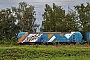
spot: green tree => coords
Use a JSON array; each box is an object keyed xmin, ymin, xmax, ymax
[
  {"xmin": 16, "ymin": 2, "xmax": 39, "ymax": 32},
  {"xmin": 41, "ymin": 3, "xmax": 65, "ymax": 32},
  {"xmin": 41, "ymin": 3, "xmax": 78, "ymax": 32},
  {"xmin": 64, "ymin": 7, "xmax": 79, "ymax": 31},
  {"xmin": 0, "ymin": 8, "xmax": 17, "ymax": 39},
  {"xmin": 74, "ymin": 3, "xmax": 90, "ymax": 32},
  {"xmin": 41, "ymin": 4, "xmax": 53, "ymax": 32}
]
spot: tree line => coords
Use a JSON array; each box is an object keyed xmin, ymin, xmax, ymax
[{"xmin": 0, "ymin": 2, "xmax": 90, "ymax": 40}]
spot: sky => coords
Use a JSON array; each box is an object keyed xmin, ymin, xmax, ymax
[{"xmin": 0, "ymin": 0, "xmax": 90, "ymax": 32}]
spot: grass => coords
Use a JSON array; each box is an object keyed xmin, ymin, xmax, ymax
[{"xmin": 0, "ymin": 44, "xmax": 90, "ymax": 60}]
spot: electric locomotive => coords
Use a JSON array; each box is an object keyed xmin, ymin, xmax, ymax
[{"xmin": 17, "ymin": 32, "xmax": 84, "ymax": 44}]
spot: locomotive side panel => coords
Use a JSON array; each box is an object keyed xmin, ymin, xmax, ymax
[{"xmin": 17, "ymin": 32, "xmax": 84, "ymax": 44}]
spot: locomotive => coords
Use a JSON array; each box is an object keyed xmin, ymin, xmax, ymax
[{"xmin": 17, "ymin": 31, "xmax": 85, "ymax": 45}]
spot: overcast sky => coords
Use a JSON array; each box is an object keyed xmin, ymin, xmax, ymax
[{"xmin": 0, "ymin": 0, "xmax": 90, "ymax": 31}]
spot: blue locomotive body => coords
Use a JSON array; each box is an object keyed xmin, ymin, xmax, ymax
[{"xmin": 17, "ymin": 32, "xmax": 84, "ymax": 44}]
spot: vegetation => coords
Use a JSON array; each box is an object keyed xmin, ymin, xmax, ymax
[
  {"xmin": 0, "ymin": 2, "xmax": 39, "ymax": 40},
  {"xmin": 41, "ymin": 3, "xmax": 79, "ymax": 32},
  {"xmin": 0, "ymin": 2, "xmax": 90, "ymax": 44},
  {"xmin": 0, "ymin": 45, "xmax": 90, "ymax": 60}
]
